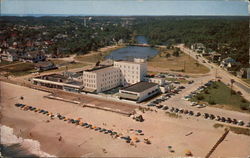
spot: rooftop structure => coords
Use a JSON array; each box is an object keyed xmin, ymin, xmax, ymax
[
  {"xmin": 118, "ymin": 82, "xmax": 159, "ymax": 102},
  {"xmin": 120, "ymin": 82, "xmax": 158, "ymax": 93}
]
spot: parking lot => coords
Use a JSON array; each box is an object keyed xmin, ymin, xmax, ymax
[{"xmin": 145, "ymin": 76, "xmax": 250, "ymax": 127}]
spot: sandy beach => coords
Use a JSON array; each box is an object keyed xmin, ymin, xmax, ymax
[{"xmin": 1, "ymin": 81, "xmax": 250, "ymax": 157}]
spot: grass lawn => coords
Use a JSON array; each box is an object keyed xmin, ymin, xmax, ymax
[
  {"xmin": 75, "ymin": 53, "xmax": 103, "ymax": 63},
  {"xmin": 46, "ymin": 62, "xmax": 89, "ymax": 73},
  {"xmin": 0, "ymin": 62, "xmax": 36, "ymax": 76},
  {"xmin": 191, "ymin": 81, "xmax": 250, "ymax": 113},
  {"xmin": 148, "ymin": 49, "xmax": 210, "ymax": 74},
  {"xmin": 75, "ymin": 45, "xmax": 124, "ymax": 63}
]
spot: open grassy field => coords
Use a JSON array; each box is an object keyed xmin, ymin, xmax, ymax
[
  {"xmin": 45, "ymin": 62, "xmax": 89, "ymax": 73},
  {"xmin": 75, "ymin": 45, "xmax": 124, "ymax": 63},
  {"xmin": 0, "ymin": 62, "xmax": 35, "ymax": 76},
  {"xmin": 148, "ymin": 49, "xmax": 210, "ymax": 74},
  {"xmin": 191, "ymin": 81, "xmax": 250, "ymax": 113}
]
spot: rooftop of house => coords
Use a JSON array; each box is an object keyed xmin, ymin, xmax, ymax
[
  {"xmin": 222, "ymin": 57, "xmax": 236, "ymax": 63},
  {"xmin": 37, "ymin": 74, "xmax": 68, "ymax": 83},
  {"xmin": 35, "ymin": 61, "xmax": 54, "ymax": 68},
  {"xmin": 121, "ymin": 81, "xmax": 158, "ymax": 93}
]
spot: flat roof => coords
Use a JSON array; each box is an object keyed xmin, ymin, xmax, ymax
[
  {"xmin": 121, "ymin": 82, "xmax": 158, "ymax": 93},
  {"xmin": 37, "ymin": 74, "xmax": 68, "ymax": 82},
  {"xmin": 114, "ymin": 60, "xmax": 145, "ymax": 64},
  {"xmin": 85, "ymin": 65, "xmax": 119, "ymax": 73}
]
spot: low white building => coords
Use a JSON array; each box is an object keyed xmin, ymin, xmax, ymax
[
  {"xmin": 145, "ymin": 76, "xmax": 165, "ymax": 86},
  {"xmin": 118, "ymin": 82, "xmax": 159, "ymax": 102}
]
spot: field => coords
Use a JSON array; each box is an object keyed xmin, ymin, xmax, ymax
[
  {"xmin": 75, "ymin": 45, "xmax": 124, "ymax": 63},
  {"xmin": 0, "ymin": 62, "xmax": 35, "ymax": 76},
  {"xmin": 191, "ymin": 81, "xmax": 250, "ymax": 113},
  {"xmin": 148, "ymin": 49, "xmax": 210, "ymax": 74}
]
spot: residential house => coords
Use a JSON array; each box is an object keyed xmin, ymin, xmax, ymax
[
  {"xmin": 237, "ymin": 68, "xmax": 250, "ymax": 79},
  {"xmin": 35, "ymin": 61, "xmax": 57, "ymax": 71},
  {"xmin": 20, "ymin": 51, "xmax": 46, "ymax": 63},
  {"xmin": 0, "ymin": 49, "xmax": 18, "ymax": 62},
  {"xmin": 211, "ymin": 52, "xmax": 221, "ymax": 62},
  {"xmin": 191, "ymin": 43, "xmax": 206, "ymax": 54}
]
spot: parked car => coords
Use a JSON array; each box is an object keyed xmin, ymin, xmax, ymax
[
  {"xmin": 170, "ymin": 107, "xmax": 175, "ymax": 112},
  {"xmin": 226, "ymin": 117, "xmax": 232, "ymax": 123},
  {"xmin": 215, "ymin": 116, "xmax": 221, "ymax": 121},
  {"xmin": 156, "ymin": 105, "xmax": 163, "ymax": 109},
  {"xmin": 221, "ymin": 117, "xmax": 226, "ymax": 122},
  {"xmin": 209, "ymin": 114, "xmax": 215, "ymax": 120},
  {"xmin": 238, "ymin": 120, "xmax": 244, "ymax": 126},
  {"xmin": 179, "ymin": 109, "xmax": 184, "ymax": 114},
  {"xmin": 174, "ymin": 108, "xmax": 179, "ymax": 113},
  {"xmin": 162, "ymin": 106, "xmax": 169, "ymax": 110},
  {"xmin": 184, "ymin": 110, "xmax": 189, "ymax": 114},
  {"xmin": 232, "ymin": 119, "xmax": 238, "ymax": 124},
  {"xmin": 188, "ymin": 111, "xmax": 194, "ymax": 116},
  {"xmin": 195, "ymin": 112, "xmax": 201, "ymax": 117},
  {"xmin": 188, "ymin": 80, "xmax": 194, "ymax": 84}
]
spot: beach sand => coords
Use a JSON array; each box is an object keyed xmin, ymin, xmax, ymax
[{"xmin": 1, "ymin": 81, "xmax": 250, "ymax": 157}]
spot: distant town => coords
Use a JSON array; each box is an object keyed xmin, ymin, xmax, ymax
[{"xmin": 0, "ymin": 16, "xmax": 249, "ymax": 157}]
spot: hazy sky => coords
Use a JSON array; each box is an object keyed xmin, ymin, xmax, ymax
[{"xmin": 0, "ymin": 0, "xmax": 249, "ymax": 16}]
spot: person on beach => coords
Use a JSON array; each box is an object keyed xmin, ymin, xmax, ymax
[{"xmin": 59, "ymin": 136, "xmax": 62, "ymax": 141}]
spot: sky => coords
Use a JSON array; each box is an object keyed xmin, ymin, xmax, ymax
[{"xmin": 0, "ymin": 0, "xmax": 249, "ymax": 16}]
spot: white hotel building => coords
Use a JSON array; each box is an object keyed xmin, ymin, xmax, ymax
[
  {"xmin": 82, "ymin": 59, "xmax": 147, "ymax": 93},
  {"xmin": 114, "ymin": 58, "xmax": 147, "ymax": 86}
]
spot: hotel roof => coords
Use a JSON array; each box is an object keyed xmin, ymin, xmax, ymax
[
  {"xmin": 85, "ymin": 65, "xmax": 119, "ymax": 73},
  {"xmin": 121, "ymin": 82, "xmax": 158, "ymax": 93}
]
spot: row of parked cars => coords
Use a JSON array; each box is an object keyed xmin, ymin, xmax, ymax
[
  {"xmin": 14, "ymin": 103, "xmax": 143, "ymax": 144},
  {"xmin": 148, "ymin": 86, "xmax": 187, "ymax": 107},
  {"xmin": 185, "ymin": 80, "xmax": 214, "ymax": 100},
  {"xmin": 145, "ymin": 102, "xmax": 250, "ymax": 128}
]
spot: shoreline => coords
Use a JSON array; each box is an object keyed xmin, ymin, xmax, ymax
[{"xmin": 0, "ymin": 125, "xmax": 55, "ymax": 157}]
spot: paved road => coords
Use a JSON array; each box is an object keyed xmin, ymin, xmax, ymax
[{"xmin": 177, "ymin": 44, "xmax": 250, "ymax": 101}]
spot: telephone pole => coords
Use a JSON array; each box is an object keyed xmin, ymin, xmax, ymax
[{"xmin": 183, "ymin": 61, "xmax": 186, "ymax": 72}]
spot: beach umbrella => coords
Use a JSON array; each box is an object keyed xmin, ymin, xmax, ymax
[
  {"xmin": 185, "ymin": 150, "xmax": 192, "ymax": 156},
  {"xmin": 132, "ymin": 137, "xmax": 139, "ymax": 142}
]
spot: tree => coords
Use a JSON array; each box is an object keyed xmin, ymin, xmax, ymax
[
  {"xmin": 165, "ymin": 53, "xmax": 171, "ymax": 58},
  {"xmin": 173, "ymin": 50, "xmax": 180, "ymax": 57},
  {"xmin": 230, "ymin": 79, "xmax": 235, "ymax": 95}
]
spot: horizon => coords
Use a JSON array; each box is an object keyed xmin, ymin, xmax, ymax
[{"xmin": 0, "ymin": 0, "xmax": 249, "ymax": 16}]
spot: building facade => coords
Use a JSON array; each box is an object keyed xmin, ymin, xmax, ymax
[
  {"xmin": 83, "ymin": 66, "xmax": 121, "ymax": 93},
  {"xmin": 82, "ymin": 59, "xmax": 147, "ymax": 93},
  {"xmin": 114, "ymin": 58, "xmax": 147, "ymax": 86},
  {"xmin": 118, "ymin": 82, "xmax": 159, "ymax": 102}
]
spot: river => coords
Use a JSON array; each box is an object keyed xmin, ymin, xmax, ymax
[{"xmin": 105, "ymin": 36, "xmax": 158, "ymax": 60}]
